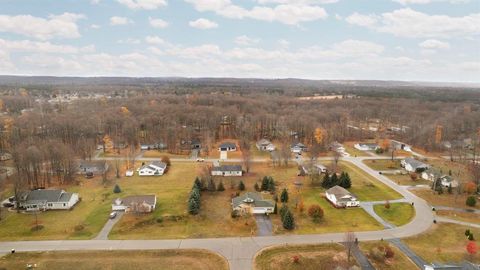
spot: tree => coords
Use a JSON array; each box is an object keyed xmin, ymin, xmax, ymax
[
  {"xmin": 267, "ymin": 177, "xmax": 276, "ymax": 193},
  {"xmin": 465, "ymin": 181, "xmax": 477, "ymax": 194},
  {"xmin": 384, "ymin": 245, "xmax": 395, "ymax": 259},
  {"xmin": 217, "ymin": 180, "xmax": 225, "ymax": 191},
  {"xmin": 344, "ymin": 231, "xmax": 356, "ymax": 263},
  {"xmin": 161, "ymin": 156, "xmax": 171, "ymax": 167},
  {"xmin": 280, "ymin": 188, "xmax": 289, "ymax": 203},
  {"xmin": 207, "ymin": 178, "xmax": 216, "ymax": 192},
  {"xmin": 188, "ymin": 197, "xmax": 199, "ymax": 215},
  {"xmin": 307, "ymin": 204, "xmax": 324, "ymax": 223},
  {"xmin": 321, "ymin": 173, "xmax": 331, "ymax": 188},
  {"xmin": 273, "ymin": 202, "xmax": 278, "ymax": 214},
  {"xmin": 113, "ymin": 184, "xmax": 122, "ymax": 193},
  {"xmin": 282, "ymin": 209, "xmax": 295, "ymax": 230},
  {"xmin": 279, "ymin": 204, "xmax": 289, "ymax": 221},
  {"xmin": 254, "ymin": 182, "xmax": 260, "ymax": 191},
  {"xmin": 261, "ymin": 177, "xmax": 269, "ymax": 191},
  {"xmin": 238, "ymin": 180, "xmax": 245, "ymax": 191},
  {"xmin": 330, "ymin": 173, "xmax": 338, "ymax": 187},
  {"xmin": 194, "ymin": 177, "xmax": 202, "ymax": 190},
  {"xmin": 466, "ymin": 196, "xmax": 476, "ymax": 207},
  {"xmin": 466, "ymin": 241, "xmax": 477, "ymax": 257}
]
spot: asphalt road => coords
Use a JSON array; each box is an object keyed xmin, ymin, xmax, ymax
[{"xmin": 1, "ymin": 155, "xmax": 437, "ymax": 270}]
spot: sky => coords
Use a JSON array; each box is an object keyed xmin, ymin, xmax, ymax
[{"xmin": 0, "ymin": 0, "xmax": 479, "ymax": 82}]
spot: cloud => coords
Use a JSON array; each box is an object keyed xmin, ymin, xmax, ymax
[
  {"xmin": 110, "ymin": 16, "xmax": 133, "ymax": 25},
  {"xmin": 419, "ymin": 39, "xmax": 450, "ymax": 49},
  {"xmin": 234, "ymin": 35, "xmax": 260, "ymax": 46},
  {"xmin": 346, "ymin": 8, "xmax": 480, "ymax": 38},
  {"xmin": 0, "ymin": 38, "xmax": 95, "ymax": 54},
  {"xmin": 117, "ymin": 0, "xmax": 167, "ymax": 10},
  {"xmin": 145, "ymin": 35, "xmax": 167, "ymax": 45},
  {"xmin": 0, "ymin": 13, "xmax": 84, "ymax": 40},
  {"xmin": 184, "ymin": 1, "xmax": 328, "ymax": 25},
  {"xmin": 117, "ymin": 38, "xmax": 141, "ymax": 44},
  {"xmin": 189, "ymin": 18, "xmax": 219, "ymax": 29},
  {"xmin": 393, "ymin": 0, "xmax": 470, "ymax": 5},
  {"xmin": 149, "ymin": 17, "xmax": 169, "ymax": 28},
  {"xmin": 256, "ymin": 0, "xmax": 338, "ymax": 3},
  {"xmin": 90, "ymin": 24, "xmax": 101, "ymax": 29}
]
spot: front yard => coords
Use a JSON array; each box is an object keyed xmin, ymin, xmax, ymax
[
  {"xmin": 363, "ymin": 159, "xmax": 402, "ymax": 171},
  {"xmin": 373, "ymin": 203, "xmax": 415, "ymax": 226},
  {"xmin": 411, "ymin": 189, "xmax": 480, "ymax": 210}
]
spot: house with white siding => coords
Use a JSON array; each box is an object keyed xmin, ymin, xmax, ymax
[
  {"xmin": 211, "ymin": 164, "xmax": 243, "ymax": 176},
  {"xmin": 325, "ymin": 186, "xmax": 359, "ymax": 208},
  {"xmin": 18, "ymin": 189, "xmax": 79, "ymax": 211}
]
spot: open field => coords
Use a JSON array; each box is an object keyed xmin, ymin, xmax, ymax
[
  {"xmin": 373, "ymin": 203, "xmax": 415, "ymax": 226},
  {"xmin": 0, "ymin": 249, "xmax": 228, "ymax": 270},
  {"xmin": 254, "ymin": 243, "xmax": 358, "ymax": 270},
  {"xmin": 142, "ymin": 150, "xmax": 189, "ymax": 159},
  {"xmin": 359, "ymin": 241, "xmax": 419, "ymax": 270},
  {"xmin": 110, "ymin": 162, "xmax": 304, "ymax": 239},
  {"xmin": 363, "ymin": 159, "xmax": 402, "ymax": 171},
  {"xmin": 411, "ymin": 189, "xmax": 480, "ymax": 210},
  {"xmin": 0, "ymin": 178, "xmax": 112, "ymax": 241},
  {"xmin": 385, "ymin": 174, "xmax": 432, "ymax": 186},
  {"xmin": 404, "ymin": 223, "xmax": 480, "ymax": 264},
  {"xmin": 436, "ymin": 210, "xmax": 480, "ymax": 224}
]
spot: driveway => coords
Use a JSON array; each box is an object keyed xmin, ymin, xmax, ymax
[
  {"xmin": 255, "ymin": 215, "xmax": 273, "ymax": 236},
  {"xmin": 94, "ymin": 211, "xmax": 124, "ymax": 240}
]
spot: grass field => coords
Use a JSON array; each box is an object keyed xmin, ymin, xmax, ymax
[
  {"xmin": 0, "ymin": 179, "xmax": 112, "ymax": 241},
  {"xmin": 373, "ymin": 203, "xmax": 415, "ymax": 226},
  {"xmin": 360, "ymin": 241, "xmax": 419, "ymax": 270},
  {"xmin": 411, "ymin": 189, "xmax": 480, "ymax": 210},
  {"xmin": 254, "ymin": 244, "xmax": 358, "ymax": 270},
  {"xmin": 363, "ymin": 159, "xmax": 402, "ymax": 171},
  {"xmin": 385, "ymin": 174, "xmax": 432, "ymax": 186},
  {"xmin": 403, "ymin": 223, "xmax": 480, "ymax": 264},
  {"xmin": 436, "ymin": 210, "xmax": 480, "ymax": 224},
  {"xmin": 0, "ymin": 250, "xmax": 228, "ymax": 270},
  {"xmin": 142, "ymin": 150, "xmax": 189, "ymax": 159}
]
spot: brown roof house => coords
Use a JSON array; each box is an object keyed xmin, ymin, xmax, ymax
[{"xmin": 112, "ymin": 195, "xmax": 157, "ymax": 213}]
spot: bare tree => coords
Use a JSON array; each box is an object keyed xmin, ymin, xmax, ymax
[
  {"xmin": 240, "ymin": 139, "xmax": 251, "ymax": 173},
  {"xmin": 344, "ymin": 231, "xmax": 356, "ymax": 263}
]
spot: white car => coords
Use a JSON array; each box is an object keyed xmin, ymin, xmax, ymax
[
  {"xmin": 125, "ymin": 170, "xmax": 134, "ymax": 177},
  {"xmin": 196, "ymin": 158, "xmax": 205, "ymax": 162}
]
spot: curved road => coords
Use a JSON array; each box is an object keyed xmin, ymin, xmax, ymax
[{"xmin": 0, "ymin": 156, "xmax": 435, "ymax": 270}]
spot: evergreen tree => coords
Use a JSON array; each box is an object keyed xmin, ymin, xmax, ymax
[
  {"xmin": 261, "ymin": 176, "xmax": 269, "ymax": 191},
  {"xmin": 113, "ymin": 184, "xmax": 122, "ymax": 193},
  {"xmin": 238, "ymin": 180, "xmax": 245, "ymax": 191},
  {"xmin": 188, "ymin": 197, "xmax": 199, "ymax": 215},
  {"xmin": 280, "ymin": 188, "xmax": 289, "ymax": 203},
  {"xmin": 194, "ymin": 177, "xmax": 202, "ymax": 190},
  {"xmin": 273, "ymin": 202, "xmax": 278, "ymax": 214},
  {"xmin": 267, "ymin": 177, "xmax": 276, "ymax": 192},
  {"xmin": 207, "ymin": 178, "xmax": 216, "ymax": 192},
  {"xmin": 344, "ymin": 173, "xmax": 352, "ymax": 188},
  {"xmin": 217, "ymin": 180, "xmax": 225, "ymax": 191},
  {"xmin": 321, "ymin": 173, "xmax": 330, "ymax": 188},
  {"xmin": 279, "ymin": 204, "xmax": 289, "ymax": 221},
  {"xmin": 330, "ymin": 173, "xmax": 339, "ymax": 187},
  {"xmin": 282, "ymin": 210, "xmax": 295, "ymax": 230},
  {"xmin": 254, "ymin": 182, "xmax": 260, "ymax": 191}
]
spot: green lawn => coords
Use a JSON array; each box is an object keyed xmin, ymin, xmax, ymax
[
  {"xmin": 360, "ymin": 241, "xmax": 419, "ymax": 270},
  {"xmin": 0, "ymin": 180, "xmax": 112, "ymax": 241},
  {"xmin": 0, "ymin": 250, "xmax": 228, "ymax": 270},
  {"xmin": 373, "ymin": 203, "xmax": 415, "ymax": 226},
  {"xmin": 254, "ymin": 244, "xmax": 358, "ymax": 270},
  {"xmin": 404, "ymin": 223, "xmax": 480, "ymax": 264},
  {"xmin": 363, "ymin": 159, "xmax": 402, "ymax": 171},
  {"xmin": 385, "ymin": 174, "xmax": 432, "ymax": 186}
]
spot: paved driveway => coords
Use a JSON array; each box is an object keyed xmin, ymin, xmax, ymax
[
  {"xmin": 94, "ymin": 211, "xmax": 124, "ymax": 240},
  {"xmin": 255, "ymin": 215, "xmax": 273, "ymax": 236}
]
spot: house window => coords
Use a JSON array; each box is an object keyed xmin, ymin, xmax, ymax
[
  {"xmin": 48, "ymin": 203, "xmax": 53, "ymax": 207},
  {"xmin": 63, "ymin": 203, "xmax": 66, "ymax": 207}
]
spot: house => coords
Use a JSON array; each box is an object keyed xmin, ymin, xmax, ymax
[
  {"xmin": 219, "ymin": 142, "xmax": 237, "ymax": 152},
  {"xmin": 439, "ymin": 175, "xmax": 459, "ymax": 188},
  {"xmin": 421, "ymin": 168, "xmax": 442, "ymax": 182},
  {"xmin": 191, "ymin": 138, "xmax": 201, "ymax": 149},
  {"xmin": 0, "ymin": 151, "xmax": 12, "ymax": 161},
  {"xmin": 299, "ymin": 163, "xmax": 327, "ymax": 176},
  {"xmin": 138, "ymin": 161, "xmax": 167, "ymax": 176},
  {"xmin": 112, "ymin": 195, "xmax": 156, "ymax": 213},
  {"xmin": 18, "ymin": 189, "xmax": 79, "ymax": 211},
  {"xmin": 325, "ymin": 185, "xmax": 359, "ymax": 208},
  {"xmin": 232, "ymin": 192, "xmax": 274, "ymax": 215},
  {"xmin": 256, "ymin": 139, "xmax": 276, "ymax": 151},
  {"xmin": 140, "ymin": 143, "xmax": 167, "ymax": 150},
  {"xmin": 401, "ymin": 157, "xmax": 429, "ymax": 172},
  {"xmin": 329, "ymin": 141, "xmax": 345, "ymax": 152},
  {"xmin": 78, "ymin": 160, "xmax": 109, "ymax": 175},
  {"xmin": 291, "ymin": 142, "xmax": 307, "ymax": 153},
  {"xmin": 391, "ymin": 140, "xmax": 412, "ymax": 152},
  {"xmin": 211, "ymin": 164, "xmax": 243, "ymax": 176},
  {"xmin": 354, "ymin": 143, "xmax": 380, "ymax": 151}
]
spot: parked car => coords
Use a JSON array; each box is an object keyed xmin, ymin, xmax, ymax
[
  {"xmin": 109, "ymin": 212, "xmax": 117, "ymax": 219},
  {"xmin": 196, "ymin": 158, "xmax": 205, "ymax": 162},
  {"xmin": 125, "ymin": 170, "xmax": 134, "ymax": 177}
]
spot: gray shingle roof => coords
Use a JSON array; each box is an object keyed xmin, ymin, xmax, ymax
[
  {"xmin": 326, "ymin": 185, "xmax": 357, "ymax": 202},
  {"xmin": 232, "ymin": 192, "xmax": 273, "ymax": 208},
  {"xmin": 212, "ymin": 165, "xmax": 242, "ymax": 172},
  {"xmin": 23, "ymin": 189, "xmax": 75, "ymax": 204},
  {"xmin": 219, "ymin": 142, "xmax": 236, "ymax": 148},
  {"xmin": 114, "ymin": 195, "xmax": 156, "ymax": 207},
  {"xmin": 404, "ymin": 157, "xmax": 429, "ymax": 170}
]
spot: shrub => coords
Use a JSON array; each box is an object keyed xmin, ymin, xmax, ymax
[
  {"xmin": 113, "ymin": 184, "xmax": 121, "ymax": 193},
  {"xmin": 465, "ymin": 182, "xmax": 477, "ymax": 194},
  {"xmin": 292, "ymin": 255, "xmax": 300, "ymax": 264},
  {"xmin": 384, "ymin": 200, "xmax": 390, "ymax": 209},
  {"xmin": 161, "ymin": 156, "xmax": 171, "ymax": 167},
  {"xmin": 466, "ymin": 196, "xmax": 476, "ymax": 207},
  {"xmin": 307, "ymin": 204, "xmax": 324, "ymax": 223},
  {"xmin": 384, "ymin": 245, "xmax": 395, "ymax": 259},
  {"xmin": 156, "ymin": 217, "xmax": 163, "ymax": 223},
  {"xmin": 410, "ymin": 172, "xmax": 418, "ymax": 181},
  {"xmin": 231, "ymin": 209, "xmax": 240, "ymax": 218},
  {"xmin": 468, "ymin": 232, "xmax": 475, "ymax": 241},
  {"xmin": 238, "ymin": 181, "xmax": 245, "ymax": 191},
  {"xmin": 298, "ymin": 199, "xmax": 305, "ymax": 213},
  {"xmin": 280, "ymin": 188, "xmax": 289, "ymax": 203},
  {"xmin": 466, "ymin": 229, "xmax": 472, "ymax": 237},
  {"xmin": 31, "ymin": 225, "xmax": 44, "ymax": 232},
  {"xmin": 370, "ymin": 247, "xmax": 385, "ymax": 262},
  {"xmin": 217, "ymin": 181, "xmax": 225, "ymax": 191},
  {"xmin": 375, "ymin": 148, "xmax": 384, "ymax": 154},
  {"xmin": 74, "ymin": 224, "xmax": 85, "ymax": 232}
]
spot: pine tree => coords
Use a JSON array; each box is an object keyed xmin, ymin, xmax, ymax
[
  {"xmin": 344, "ymin": 173, "xmax": 352, "ymax": 188},
  {"xmin": 330, "ymin": 173, "xmax": 339, "ymax": 187},
  {"xmin": 217, "ymin": 180, "xmax": 225, "ymax": 191},
  {"xmin": 321, "ymin": 173, "xmax": 330, "ymax": 188},
  {"xmin": 113, "ymin": 184, "xmax": 122, "ymax": 193},
  {"xmin": 280, "ymin": 188, "xmax": 289, "ymax": 203},
  {"xmin": 279, "ymin": 204, "xmax": 289, "ymax": 221},
  {"xmin": 194, "ymin": 177, "xmax": 202, "ymax": 190},
  {"xmin": 188, "ymin": 197, "xmax": 199, "ymax": 215},
  {"xmin": 254, "ymin": 182, "xmax": 260, "ymax": 191},
  {"xmin": 273, "ymin": 202, "xmax": 278, "ymax": 214},
  {"xmin": 282, "ymin": 210, "xmax": 295, "ymax": 230},
  {"xmin": 267, "ymin": 177, "xmax": 276, "ymax": 192},
  {"xmin": 238, "ymin": 180, "xmax": 245, "ymax": 191},
  {"xmin": 261, "ymin": 176, "xmax": 269, "ymax": 191}
]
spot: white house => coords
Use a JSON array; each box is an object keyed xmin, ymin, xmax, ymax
[
  {"xmin": 138, "ymin": 161, "xmax": 167, "ymax": 176},
  {"xmin": 211, "ymin": 165, "xmax": 243, "ymax": 176},
  {"xmin": 421, "ymin": 168, "xmax": 441, "ymax": 182},
  {"xmin": 218, "ymin": 142, "xmax": 237, "ymax": 152},
  {"xmin": 439, "ymin": 175, "xmax": 459, "ymax": 188},
  {"xmin": 78, "ymin": 160, "xmax": 109, "ymax": 175},
  {"xmin": 112, "ymin": 195, "xmax": 156, "ymax": 213},
  {"xmin": 291, "ymin": 142, "xmax": 307, "ymax": 153},
  {"xmin": 325, "ymin": 186, "xmax": 359, "ymax": 208},
  {"xmin": 18, "ymin": 189, "xmax": 79, "ymax": 211},
  {"xmin": 391, "ymin": 140, "xmax": 412, "ymax": 152},
  {"xmin": 300, "ymin": 163, "xmax": 327, "ymax": 175},
  {"xmin": 256, "ymin": 139, "xmax": 276, "ymax": 152},
  {"xmin": 354, "ymin": 143, "xmax": 380, "ymax": 151},
  {"xmin": 401, "ymin": 157, "xmax": 429, "ymax": 172},
  {"xmin": 232, "ymin": 192, "xmax": 274, "ymax": 215}
]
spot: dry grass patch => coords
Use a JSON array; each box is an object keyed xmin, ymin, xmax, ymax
[
  {"xmin": 254, "ymin": 243, "xmax": 358, "ymax": 270},
  {"xmin": 142, "ymin": 150, "xmax": 188, "ymax": 158},
  {"xmin": 403, "ymin": 223, "xmax": 480, "ymax": 264},
  {"xmin": 0, "ymin": 249, "xmax": 228, "ymax": 270},
  {"xmin": 385, "ymin": 174, "xmax": 431, "ymax": 186},
  {"xmin": 411, "ymin": 189, "xmax": 479, "ymax": 210},
  {"xmin": 436, "ymin": 210, "xmax": 480, "ymax": 224},
  {"xmin": 360, "ymin": 241, "xmax": 419, "ymax": 270},
  {"xmin": 363, "ymin": 159, "xmax": 402, "ymax": 171},
  {"xmin": 425, "ymin": 159, "xmax": 473, "ymax": 184}
]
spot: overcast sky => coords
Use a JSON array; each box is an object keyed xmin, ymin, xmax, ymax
[{"xmin": 0, "ymin": 0, "xmax": 479, "ymax": 82}]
